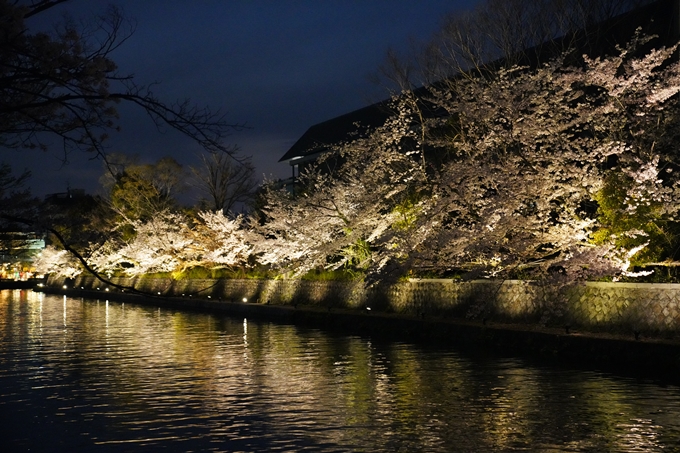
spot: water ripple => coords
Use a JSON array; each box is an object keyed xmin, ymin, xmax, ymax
[{"xmin": 1, "ymin": 290, "xmax": 680, "ymax": 452}]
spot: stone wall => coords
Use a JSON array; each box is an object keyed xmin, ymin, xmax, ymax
[{"xmin": 48, "ymin": 275, "xmax": 680, "ymax": 338}]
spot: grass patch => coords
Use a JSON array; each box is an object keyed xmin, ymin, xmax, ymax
[
  {"xmin": 165, "ymin": 266, "xmax": 280, "ymax": 280},
  {"xmin": 300, "ymin": 268, "xmax": 362, "ymax": 281}
]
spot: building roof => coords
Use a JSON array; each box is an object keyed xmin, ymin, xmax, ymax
[
  {"xmin": 278, "ymin": 99, "xmax": 394, "ymax": 163},
  {"xmin": 280, "ymin": 0, "xmax": 679, "ymax": 165}
]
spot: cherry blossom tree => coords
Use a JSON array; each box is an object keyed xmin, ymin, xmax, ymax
[
  {"xmin": 82, "ymin": 210, "xmax": 254, "ymax": 277},
  {"xmin": 87, "ymin": 211, "xmax": 198, "ymax": 276},
  {"xmin": 253, "ymin": 33, "xmax": 680, "ymax": 283},
  {"xmin": 34, "ymin": 33, "xmax": 680, "ymax": 288},
  {"xmin": 33, "ymin": 245, "xmax": 81, "ymax": 278},
  {"xmin": 255, "ymin": 101, "xmax": 426, "ymax": 277},
  {"xmin": 194, "ymin": 211, "xmax": 254, "ymax": 268},
  {"xmin": 406, "ymin": 33, "xmax": 680, "ymax": 280}
]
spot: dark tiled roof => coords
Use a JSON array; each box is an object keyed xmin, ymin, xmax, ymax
[
  {"xmin": 278, "ymin": 86, "xmax": 441, "ymax": 163},
  {"xmin": 278, "ymin": 100, "xmax": 394, "ymax": 163}
]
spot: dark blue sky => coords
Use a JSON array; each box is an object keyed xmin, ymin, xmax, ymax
[{"xmin": 21, "ymin": 0, "xmax": 480, "ymax": 197}]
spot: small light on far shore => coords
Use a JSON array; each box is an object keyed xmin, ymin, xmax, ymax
[
  {"xmin": 243, "ymin": 297, "xmax": 248, "ymax": 303},
  {"xmin": 366, "ymin": 307, "xmax": 371, "ymax": 311},
  {"xmin": 62, "ymin": 285, "xmax": 67, "ymax": 289}
]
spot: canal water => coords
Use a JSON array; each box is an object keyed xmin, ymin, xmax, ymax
[{"xmin": 1, "ymin": 290, "xmax": 680, "ymax": 452}]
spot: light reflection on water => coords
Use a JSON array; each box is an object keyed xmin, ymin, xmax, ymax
[{"xmin": 1, "ymin": 289, "xmax": 680, "ymax": 452}]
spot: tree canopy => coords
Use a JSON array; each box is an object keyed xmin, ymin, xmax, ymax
[{"xmin": 103, "ymin": 155, "xmax": 185, "ymax": 223}]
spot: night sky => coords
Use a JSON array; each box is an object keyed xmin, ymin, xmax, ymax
[{"xmin": 18, "ymin": 0, "xmax": 480, "ymax": 198}]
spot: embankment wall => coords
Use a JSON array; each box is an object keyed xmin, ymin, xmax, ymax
[{"xmin": 47, "ymin": 275, "xmax": 680, "ymax": 339}]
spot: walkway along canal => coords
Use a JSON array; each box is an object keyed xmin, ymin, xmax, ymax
[{"xmin": 40, "ymin": 275, "xmax": 680, "ymax": 378}]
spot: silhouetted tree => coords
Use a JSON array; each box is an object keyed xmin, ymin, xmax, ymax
[
  {"xmin": 0, "ymin": 162, "xmax": 38, "ymax": 270},
  {"xmin": 0, "ymin": 0, "xmax": 241, "ymax": 161},
  {"xmin": 378, "ymin": 0, "xmax": 655, "ymax": 91},
  {"xmin": 191, "ymin": 151, "xmax": 258, "ymax": 214}
]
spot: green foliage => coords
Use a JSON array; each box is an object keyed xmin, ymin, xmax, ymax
[
  {"xmin": 167, "ymin": 265, "xmax": 278, "ymax": 280},
  {"xmin": 142, "ymin": 263, "xmax": 367, "ymax": 282},
  {"xmin": 614, "ymin": 266, "xmax": 680, "ymax": 283},
  {"xmin": 171, "ymin": 266, "xmax": 213, "ymax": 280},
  {"xmin": 341, "ymin": 237, "xmax": 372, "ymax": 270},
  {"xmin": 300, "ymin": 268, "xmax": 362, "ymax": 281},
  {"xmin": 139, "ymin": 271, "xmax": 174, "ymax": 279},
  {"xmin": 108, "ymin": 157, "xmax": 185, "ymax": 223},
  {"xmin": 137, "ymin": 265, "xmax": 363, "ymax": 281},
  {"xmin": 392, "ymin": 192, "xmax": 422, "ymax": 231},
  {"xmin": 592, "ymin": 171, "xmax": 679, "ymax": 266}
]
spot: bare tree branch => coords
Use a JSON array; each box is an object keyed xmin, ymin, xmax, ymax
[{"xmin": 0, "ymin": 1, "xmax": 244, "ymax": 161}]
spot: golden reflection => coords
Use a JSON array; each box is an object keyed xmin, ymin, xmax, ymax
[
  {"xmin": 2, "ymin": 290, "xmax": 680, "ymax": 451},
  {"xmin": 566, "ymin": 378, "xmax": 667, "ymax": 451},
  {"xmin": 28, "ymin": 290, "xmax": 43, "ymax": 343},
  {"xmin": 475, "ymin": 368, "xmax": 543, "ymax": 449}
]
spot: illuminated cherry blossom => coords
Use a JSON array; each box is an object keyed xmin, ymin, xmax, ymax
[{"xmin": 37, "ymin": 36, "xmax": 680, "ymax": 284}]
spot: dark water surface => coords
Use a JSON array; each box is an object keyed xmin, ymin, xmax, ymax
[{"xmin": 1, "ymin": 290, "xmax": 680, "ymax": 452}]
